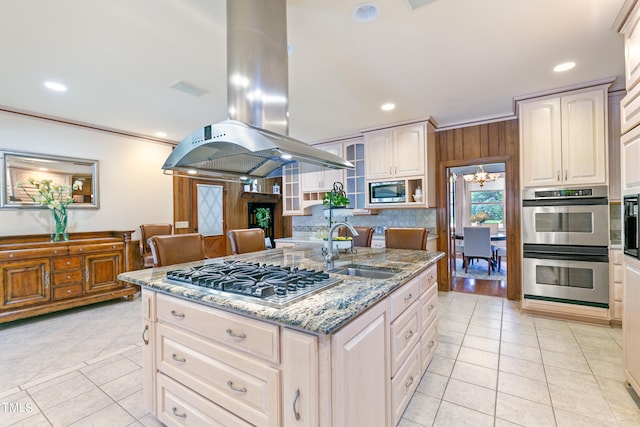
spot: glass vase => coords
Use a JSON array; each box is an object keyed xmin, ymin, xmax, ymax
[{"xmin": 52, "ymin": 207, "xmax": 69, "ymax": 242}]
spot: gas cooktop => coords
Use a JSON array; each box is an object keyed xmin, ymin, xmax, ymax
[{"xmin": 165, "ymin": 261, "xmax": 342, "ymax": 308}]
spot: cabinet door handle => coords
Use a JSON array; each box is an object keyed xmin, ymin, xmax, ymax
[
  {"xmin": 557, "ymin": 170, "xmax": 560, "ymax": 181},
  {"xmin": 405, "ymin": 375, "xmax": 414, "ymax": 389},
  {"xmin": 427, "ymin": 304, "xmax": 435, "ymax": 312},
  {"xmin": 171, "ymin": 353, "xmax": 186, "ymax": 363},
  {"xmin": 142, "ymin": 325, "xmax": 149, "ymax": 345},
  {"xmin": 170, "ymin": 310, "xmax": 185, "ymax": 318},
  {"xmin": 172, "ymin": 407, "xmax": 187, "ymax": 419},
  {"xmin": 565, "ymin": 169, "xmax": 568, "ymax": 181},
  {"xmin": 227, "ymin": 381, "xmax": 247, "ymax": 393},
  {"xmin": 226, "ymin": 329, "xmax": 246, "ymax": 339},
  {"xmin": 293, "ymin": 388, "xmax": 301, "ymax": 421},
  {"xmin": 404, "ymin": 293, "xmax": 413, "ymax": 302},
  {"xmin": 405, "ymin": 330, "xmax": 415, "ymax": 340},
  {"xmin": 429, "ymin": 275, "xmax": 434, "ymax": 283},
  {"xmin": 428, "ymin": 340, "xmax": 436, "ymax": 349},
  {"xmin": 85, "ymin": 267, "xmax": 89, "ymax": 282},
  {"xmin": 45, "ymin": 272, "xmax": 50, "ymax": 287}
]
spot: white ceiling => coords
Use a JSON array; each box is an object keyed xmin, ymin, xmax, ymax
[{"xmin": 0, "ymin": 0, "xmax": 626, "ymax": 145}]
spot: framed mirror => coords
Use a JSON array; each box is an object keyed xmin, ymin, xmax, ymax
[{"xmin": 1, "ymin": 151, "xmax": 99, "ymax": 208}]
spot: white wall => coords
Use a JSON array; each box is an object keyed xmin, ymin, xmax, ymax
[{"xmin": 0, "ymin": 112, "xmax": 174, "ymax": 240}]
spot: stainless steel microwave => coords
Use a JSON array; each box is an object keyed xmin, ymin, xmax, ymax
[{"xmin": 369, "ymin": 180, "xmax": 406, "ymax": 203}]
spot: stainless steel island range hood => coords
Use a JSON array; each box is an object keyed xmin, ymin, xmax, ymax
[{"xmin": 162, "ymin": 0, "xmax": 354, "ymax": 178}]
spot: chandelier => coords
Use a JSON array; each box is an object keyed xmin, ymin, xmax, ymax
[{"xmin": 463, "ymin": 165, "xmax": 501, "ymax": 187}]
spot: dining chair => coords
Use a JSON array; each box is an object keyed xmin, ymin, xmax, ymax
[
  {"xmin": 496, "ymin": 246, "xmax": 507, "ymax": 272},
  {"xmin": 227, "ymin": 228, "xmax": 267, "ymax": 254},
  {"xmin": 339, "ymin": 226, "xmax": 374, "ymax": 247},
  {"xmin": 462, "ymin": 226, "xmax": 493, "ymax": 275},
  {"xmin": 139, "ymin": 223, "xmax": 173, "ymax": 268},
  {"xmin": 385, "ymin": 227, "xmax": 429, "ymax": 250},
  {"xmin": 148, "ymin": 233, "xmax": 204, "ymax": 267}
]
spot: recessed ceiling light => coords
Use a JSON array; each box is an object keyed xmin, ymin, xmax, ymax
[
  {"xmin": 187, "ymin": 170, "xmax": 197, "ymax": 175},
  {"xmin": 44, "ymin": 81, "xmax": 67, "ymax": 92},
  {"xmin": 553, "ymin": 62, "xmax": 576, "ymax": 72},
  {"xmin": 353, "ymin": 3, "xmax": 379, "ymax": 23},
  {"xmin": 381, "ymin": 103, "xmax": 396, "ymax": 111},
  {"xmin": 155, "ymin": 131, "xmax": 167, "ymax": 138}
]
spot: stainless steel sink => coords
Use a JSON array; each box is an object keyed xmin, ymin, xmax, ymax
[{"xmin": 329, "ymin": 264, "xmax": 400, "ymax": 279}]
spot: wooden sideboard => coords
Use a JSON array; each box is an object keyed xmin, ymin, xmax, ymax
[{"xmin": 0, "ymin": 230, "xmax": 137, "ymax": 323}]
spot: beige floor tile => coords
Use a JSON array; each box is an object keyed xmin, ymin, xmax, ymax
[
  {"xmin": 426, "ymin": 354, "xmax": 456, "ymax": 377},
  {"xmin": 499, "ymin": 341, "xmax": 542, "ymax": 363},
  {"xmin": 534, "ymin": 325, "xmax": 576, "ymax": 340},
  {"xmin": 499, "ymin": 329, "xmax": 539, "ymax": 348},
  {"xmin": 438, "ymin": 320, "xmax": 468, "ymax": 335},
  {"xmin": 443, "ymin": 378, "xmax": 496, "ymax": 415},
  {"xmin": 596, "ymin": 376, "xmax": 640, "ymax": 414},
  {"xmin": 433, "ymin": 401, "xmax": 494, "ymax": 427},
  {"xmin": 494, "ymin": 418, "xmax": 523, "ymax": 427},
  {"xmin": 401, "ymin": 391, "xmax": 441, "ymax": 426},
  {"xmin": 462, "ymin": 335, "xmax": 500, "ymax": 354},
  {"xmin": 137, "ymin": 413, "xmax": 165, "ymax": 426},
  {"xmin": 497, "ymin": 371, "xmax": 551, "ymax": 405},
  {"xmin": 537, "ymin": 334, "xmax": 582, "ymax": 355},
  {"xmin": 582, "ymin": 345, "xmax": 625, "ymax": 365},
  {"xmin": 43, "ymin": 387, "xmax": 113, "ymax": 426},
  {"xmin": 533, "ymin": 317, "xmax": 570, "ymax": 332},
  {"xmin": 450, "ymin": 360, "xmax": 497, "ymax": 390},
  {"xmin": 541, "ymin": 349, "xmax": 591, "ymax": 374},
  {"xmin": 100, "ymin": 368, "xmax": 143, "ymax": 401},
  {"xmin": 438, "ymin": 330, "xmax": 464, "ymax": 345},
  {"xmin": 80, "ymin": 355, "xmax": 141, "ymax": 386},
  {"xmin": 466, "ymin": 324, "xmax": 501, "ymax": 340},
  {"xmin": 435, "ymin": 341, "xmax": 460, "ymax": 359},
  {"xmin": 397, "ymin": 418, "xmax": 425, "ymax": 427},
  {"xmin": 457, "ymin": 346, "xmax": 499, "ymax": 370},
  {"xmin": 588, "ymin": 358, "xmax": 626, "ymax": 382},
  {"xmin": 469, "ymin": 316, "xmax": 502, "ymax": 329},
  {"xmin": 543, "ymin": 364, "xmax": 602, "ymax": 396},
  {"xmin": 6, "ymin": 412, "xmax": 52, "ymax": 427},
  {"xmin": 441, "ymin": 313, "xmax": 472, "ymax": 325},
  {"xmin": 554, "ymin": 407, "xmax": 613, "ymax": 427},
  {"xmin": 416, "ymin": 372, "xmax": 449, "ymax": 399},
  {"xmin": 499, "ymin": 354, "xmax": 546, "ymax": 382},
  {"xmin": 28, "ymin": 371, "xmax": 98, "ymax": 410},
  {"xmin": 472, "ymin": 310, "xmax": 502, "ymax": 321},
  {"xmin": 122, "ymin": 346, "xmax": 144, "ymax": 367},
  {"xmin": 496, "ymin": 392, "xmax": 555, "ymax": 427},
  {"xmin": 118, "ymin": 389, "xmax": 149, "ymax": 420},
  {"xmin": 68, "ymin": 402, "xmax": 136, "ymax": 426},
  {"xmin": 548, "ymin": 382, "xmax": 616, "ymax": 423},
  {"xmin": 501, "ymin": 319, "xmax": 536, "ymax": 335}
]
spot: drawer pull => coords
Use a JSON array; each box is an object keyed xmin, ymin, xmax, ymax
[
  {"xmin": 170, "ymin": 310, "xmax": 185, "ymax": 318},
  {"xmin": 142, "ymin": 325, "xmax": 149, "ymax": 345},
  {"xmin": 404, "ymin": 293, "xmax": 413, "ymax": 302},
  {"xmin": 66, "ymin": 261, "xmax": 71, "ymax": 266},
  {"xmin": 405, "ymin": 375, "xmax": 414, "ymax": 389},
  {"xmin": 227, "ymin": 381, "xmax": 247, "ymax": 393},
  {"xmin": 429, "ymin": 275, "xmax": 434, "ymax": 283},
  {"xmin": 226, "ymin": 329, "xmax": 247, "ymax": 339},
  {"xmin": 427, "ymin": 304, "xmax": 435, "ymax": 312},
  {"xmin": 428, "ymin": 340, "xmax": 436, "ymax": 349},
  {"xmin": 293, "ymin": 388, "xmax": 301, "ymax": 421},
  {"xmin": 172, "ymin": 407, "xmax": 187, "ymax": 419},
  {"xmin": 171, "ymin": 353, "xmax": 186, "ymax": 363},
  {"xmin": 404, "ymin": 330, "xmax": 415, "ymax": 340}
]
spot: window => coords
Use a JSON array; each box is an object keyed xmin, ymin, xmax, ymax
[{"xmin": 469, "ymin": 178, "xmax": 504, "ymax": 224}]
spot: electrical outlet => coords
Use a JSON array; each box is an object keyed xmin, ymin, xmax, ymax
[{"xmin": 175, "ymin": 221, "xmax": 189, "ymax": 229}]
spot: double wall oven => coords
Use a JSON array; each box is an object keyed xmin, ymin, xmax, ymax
[{"xmin": 522, "ymin": 186, "xmax": 609, "ymax": 307}]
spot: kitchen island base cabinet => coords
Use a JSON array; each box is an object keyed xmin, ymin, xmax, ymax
[{"xmin": 140, "ymin": 261, "xmax": 439, "ymax": 426}]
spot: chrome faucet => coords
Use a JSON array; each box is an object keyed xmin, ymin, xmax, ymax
[{"xmin": 325, "ymin": 222, "xmax": 359, "ymax": 269}]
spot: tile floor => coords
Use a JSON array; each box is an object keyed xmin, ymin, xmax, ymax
[{"xmin": 1, "ymin": 292, "xmax": 639, "ymax": 426}]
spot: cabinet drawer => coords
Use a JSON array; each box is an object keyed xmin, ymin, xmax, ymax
[
  {"xmin": 53, "ymin": 256, "xmax": 82, "ymax": 271},
  {"xmin": 390, "ymin": 276, "xmax": 420, "ymax": 320},
  {"xmin": 390, "ymin": 301, "xmax": 420, "ymax": 376},
  {"xmin": 614, "ymin": 264, "xmax": 624, "ymax": 283},
  {"xmin": 420, "ymin": 320, "xmax": 437, "ymax": 372},
  {"xmin": 613, "ymin": 249, "xmax": 624, "ymax": 265},
  {"xmin": 157, "ymin": 374, "xmax": 252, "ymax": 427},
  {"xmin": 157, "ymin": 323, "xmax": 280, "ymax": 427},
  {"xmin": 391, "ymin": 344, "xmax": 420, "ymax": 426},
  {"xmin": 68, "ymin": 242, "xmax": 124, "ymax": 254},
  {"xmin": 420, "ymin": 285, "xmax": 438, "ymax": 332},
  {"xmin": 157, "ymin": 293, "xmax": 280, "ymax": 363},
  {"xmin": 53, "ymin": 270, "xmax": 82, "ymax": 286},
  {"xmin": 53, "ymin": 284, "xmax": 83, "ymax": 301},
  {"xmin": 614, "ymin": 282, "xmax": 623, "ymax": 301},
  {"xmin": 419, "ymin": 264, "xmax": 437, "ymax": 294}
]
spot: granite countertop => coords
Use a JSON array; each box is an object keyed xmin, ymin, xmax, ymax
[
  {"xmin": 119, "ymin": 245, "xmax": 444, "ymax": 336},
  {"xmin": 275, "ymin": 234, "xmax": 438, "ymax": 244}
]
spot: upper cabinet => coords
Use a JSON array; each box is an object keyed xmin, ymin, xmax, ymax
[
  {"xmin": 365, "ymin": 124, "xmax": 426, "ymax": 180},
  {"xmin": 300, "ymin": 142, "xmax": 344, "ymax": 193},
  {"xmin": 519, "ymin": 86, "xmax": 608, "ymax": 188}
]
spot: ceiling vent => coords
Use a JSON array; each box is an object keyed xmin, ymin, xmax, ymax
[
  {"xmin": 407, "ymin": 0, "xmax": 436, "ymax": 10},
  {"xmin": 169, "ymin": 80, "xmax": 209, "ymax": 97}
]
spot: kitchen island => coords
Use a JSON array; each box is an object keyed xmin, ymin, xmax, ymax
[{"xmin": 119, "ymin": 245, "xmax": 443, "ymax": 427}]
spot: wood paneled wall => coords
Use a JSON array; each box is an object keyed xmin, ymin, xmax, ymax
[
  {"xmin": 173, "ymin": 175, "xmax": 291, "ymax": 257},
  {"xmin": 436, "ymin": 119, "xmax": 521, "ymax": 300}
]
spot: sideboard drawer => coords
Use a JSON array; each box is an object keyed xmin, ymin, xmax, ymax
[
  {"xmin": 53, "ymin": 270, "xmax": 82, "ymax": 286},
  {"xmin": 157, "ymin": 293, "xmax": 280, "ymax": 363},
  {"xmin": 157, "ymin": 323, "xmax": 280, "ymax": 427},
  {"xmin": 53, "ymin": 256, "xmax": 82, "ymax": 271},
  {"xmin": 53, "ymin": 284, "xmax": 83, "ymax": 301}
]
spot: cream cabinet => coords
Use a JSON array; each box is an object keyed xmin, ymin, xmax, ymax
[
  {"xmin": 611, "ymin": 248, "xmax": 624, "ymax": 323},
  {"xmin": 282, "ymin": 162, "xmax": 303, "ymax": 216},
  {"xmin": 519, "ymin": 86, "xmax": 609, "ymax": 188},
  {"xmin": 300, "ymin": 142, "xmax": 344, "ymax": 193},
  {"xmin": 365, "ymin": 123, "xmax": 426, "ymax": 180},
  {"xmin": 621, "ymin": 123, "xmax": 640, "ymax": 191},
  {"xmin": 624, "ymin": 257, "xmax": 640, "ymax": 395}
]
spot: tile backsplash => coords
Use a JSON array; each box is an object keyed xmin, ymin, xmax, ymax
[{"xmin": 291, "ymin": 204, "xmax": 437, "ymax": 238}]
